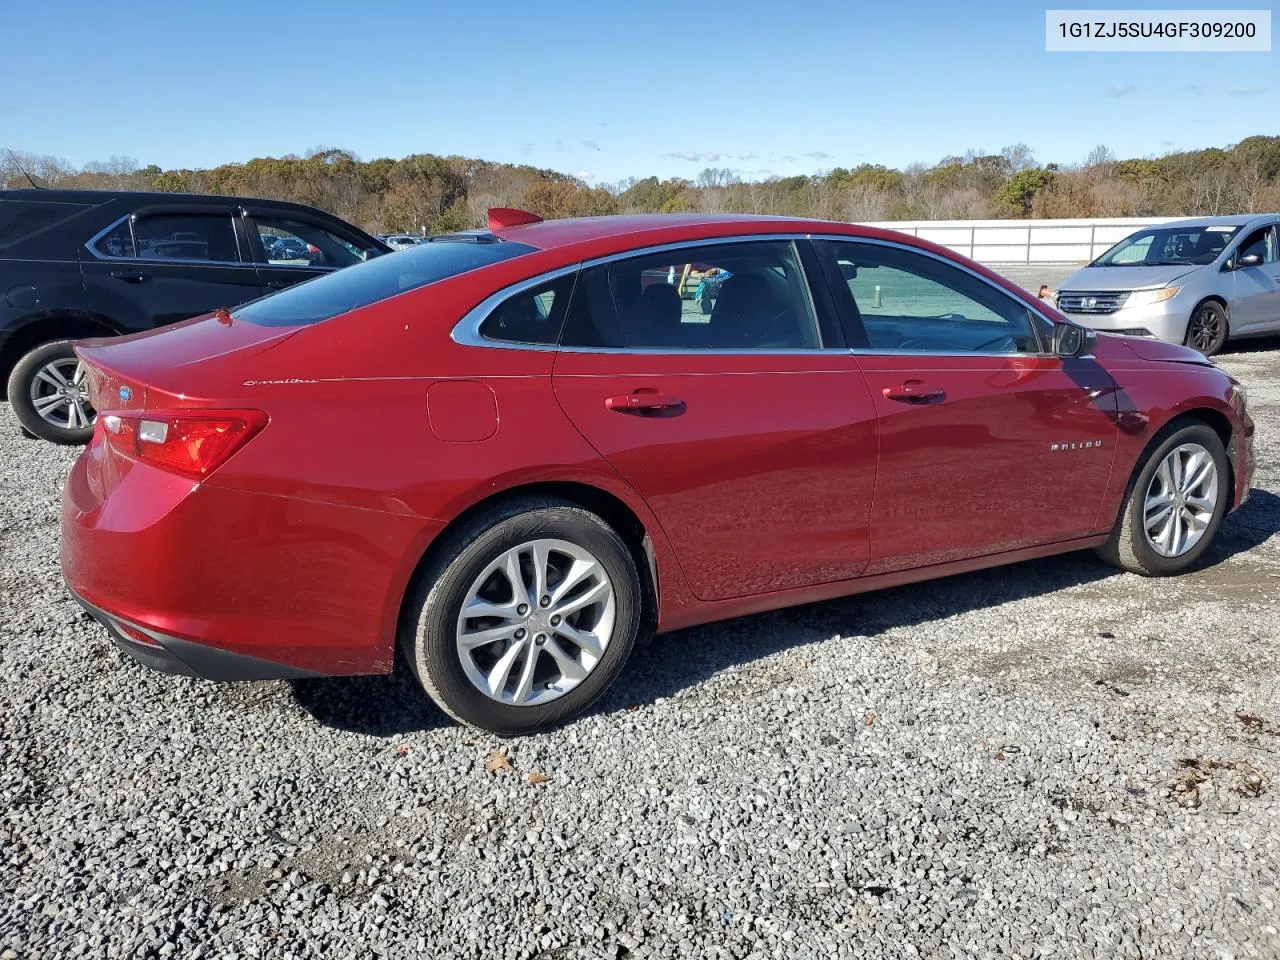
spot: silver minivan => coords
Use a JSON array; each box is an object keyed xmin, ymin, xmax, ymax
[{"xmin": 1056, "ymin": 214, "xmax": 1280, "ymax": 355}]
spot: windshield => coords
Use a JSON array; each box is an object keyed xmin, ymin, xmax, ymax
[
  {"xmin": 1094, "ymin": 225, "xmax": 1240, "ymax": 267},
  {"xmin": 233, "ymin": 238, "xmax": 537, "ymax": 326}
]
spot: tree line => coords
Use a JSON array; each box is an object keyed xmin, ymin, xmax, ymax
[{"xmin": 3, "ymin": 137, "xmax": 1278, "ymax": 234}]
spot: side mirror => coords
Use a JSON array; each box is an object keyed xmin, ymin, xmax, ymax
[
  {"xmin": 1235, "ymin": 253, "xmax": 1263, "ymax": 269},
  {"xmin": 362, "ymin": 248, "xmax": 384, "ymax": 261},
  {"xmin": 838, "ymin": 262, "xmax": 858, "ymax": 281},
  {"xmin": 1052, "ymin": 322, "xmax": 1095, "ymax": 358}
]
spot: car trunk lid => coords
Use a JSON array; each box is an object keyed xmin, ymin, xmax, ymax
[{"xmin": 75, "ymin": 311, "xmax": 300, "ymax": 412}]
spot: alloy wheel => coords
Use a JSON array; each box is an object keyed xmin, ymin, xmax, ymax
[
  {"xmin": 28, "ymin": 358, "xmax": 94, "ymax": 430},
  {"xmin": 1143, "ymin": 442, "xmax": 1218, "ymax": 558},
  {"xmin": 455, "ymin": 538, "xmax": 616, "ymax": 707},
  {"xmin": 1186, "ymin": 307, "xmax": 1222, "ymax": 353}
]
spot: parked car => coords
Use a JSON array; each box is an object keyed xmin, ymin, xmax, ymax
[
  {"xmin": 384, "ymin": 234, "xmax": 425, "ymax": 250},
  {"xmin": 61, "ymin": 210, "xmax": 1254, "ymax": 734},
  {"xmin": 0, "ymin": 189, "xmax": 390, "ymax": 443},
  {"xmin": 1056, "ymin": 214, "xmax": 1280, "ymax": 356}
]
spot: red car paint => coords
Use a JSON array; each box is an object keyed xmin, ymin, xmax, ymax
[{"xmin": 61, "ymin": 214, "xmax": 1255, "ymax": 678}]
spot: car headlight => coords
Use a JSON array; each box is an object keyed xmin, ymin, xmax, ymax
[{"xmin": 1126, "ymin": 286, "xmax": 1180, "ymax": 307}]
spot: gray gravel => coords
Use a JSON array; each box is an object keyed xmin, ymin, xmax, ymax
[{"xmin": 2, "ymin": 345, "xmax": 1279, "ymax": 960}]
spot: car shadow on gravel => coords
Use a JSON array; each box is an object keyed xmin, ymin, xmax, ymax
[
  {"xmin": 596, "ymin": 487, "xmax": 1280, "ymax": 718},
  {"xmin": 289, "ymin": 489, "xmax": 1279, "ymax": 735},
  {"xmin": 289, "ymin": 664, "xmax": 449, "ymax": 736}
]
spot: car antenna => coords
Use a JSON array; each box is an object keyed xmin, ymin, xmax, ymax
[{"xmin": 4, "ymin": 150, "xmax": 45, "ymax": 189}]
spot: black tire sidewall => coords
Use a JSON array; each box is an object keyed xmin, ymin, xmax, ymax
[
  {"xmin": 1123, "ymin": 423, "xmax": 1229, "ymax": 574},
  {"xmin": 407, "ymin": 504, "xmax": 641, "ymax": 735},
  {"xmin": 6, "ymin": 340, "xmax": 94, "ymax": 444},
  {"xmin": 1186, "ymin": 301, "xmax": 1228, "ymax": 356}
]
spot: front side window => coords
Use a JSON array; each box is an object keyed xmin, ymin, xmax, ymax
[
  {"xmin": 254, "ymin": 216, "xmax": 367, "ymax": 269},
  {"xmin": 1236, "ymin": 225, "xmax": 1278, "ymax": 265},
  {"xmin": 1095, "ymin": 225, "xmax": 1239, "ymax": 267},
  {"xmin": 830, "ymin": 241, "xmax": 1040, "ymax": 354},
  {"xmin": 561, "ymin": 240, "xmax": 821, "ymax": 350},
  {"xmin": 133, "ymin": 213, "xmax": 240, "ymax": 262}
]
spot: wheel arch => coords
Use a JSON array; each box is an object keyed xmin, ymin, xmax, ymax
[
  {"xmin": 1144, "ymin": 404, "xmax": 1237, "ymax": 510},
  {"xmin": 1, "ymin": 311, "xmax": 123, "ymax": 397},
  {"xmin": 1185, "ymin": 295, "xmax": 1230, "ymax": 344},
  {"xmin": 393, "ymin": 480, "xmax": 663, "ymax": 655}
]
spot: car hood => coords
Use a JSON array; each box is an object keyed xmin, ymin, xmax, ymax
[
  {"xmin": 1058, "ymin": 264, "xmax": 1198, "ymax": 292},
  {"xmin": 1092, "ymin": 332, "xmax": 1212, "ymax": 366}
]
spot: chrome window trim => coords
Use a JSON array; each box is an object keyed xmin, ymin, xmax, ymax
[
  {"xmin": 450, "ymin": 231, "xmax": 1071, "ymax": 359},
  {"xmin": 85, "ymin": 211, "xmax": 249, "ymax": 268},
  {"xmin": 453, "ymin": 234, "xmax": 835, "ymax": 354}
]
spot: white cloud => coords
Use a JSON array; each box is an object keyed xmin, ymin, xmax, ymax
[
  {"xmin": 574, "ymin": 169, "xmax": 596, "ymax": 181},
  {"xmin": 805, "ymin": 151, "xmax": 833, "ymax": 160},
  {"xmin": 665, "ymin": 150, "xmax": 721, "ymax": 162},
  {"xmin": 1226, "ymin": 85, "xmax": 1268, "ymax": 97},
  {"xmin": 1106, "ymin": 84, "xmax": 1138, "ymax": 98}
]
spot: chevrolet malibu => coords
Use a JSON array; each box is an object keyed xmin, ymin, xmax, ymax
[{"xmin": 61, "ymin": 211, "xmax": 1256, "ymax": 734}]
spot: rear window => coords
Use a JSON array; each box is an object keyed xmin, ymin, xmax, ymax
[
  {"xmin": 0, "ymin": 200, "xmax": 93, "ymax": 253},
  {"xmin": 232, "ymin": 238, "xmax": 538, "ymax": 326}
]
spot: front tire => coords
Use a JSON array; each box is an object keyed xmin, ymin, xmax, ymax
[
  {"xmin": 7, "ymin": 340, "xmax": 95, "ymax": 444},
  {"xmin": 1184, "ymin": 301, "xmax": 1228, "ymax": 356},
  {"xmin": 401, "ymin": 497, "xmax": 641, "ymax": 735},
  {"xmin": 1096, "ymin": 420, "xmax": 1229, "ymax": 576}
]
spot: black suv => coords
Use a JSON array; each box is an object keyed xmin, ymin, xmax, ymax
[{"xmin": 0, "ymin": 190, "xmax": 390, "ymax": 442}]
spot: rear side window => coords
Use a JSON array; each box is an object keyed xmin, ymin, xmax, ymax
[
  {"xmin": 478, "ymin": 275, "xmax": 575, "ymax": 345},
  {"xmin": 0, "ymin": 200, "xmax": 93, "ymax": 253},
  {"xmin": 91, "ymin": 213, "xmax": 242, "ymax": 262},
  {"xmin": 233, "ymin": 238, "xmax": 537, "ymax": 326},
  {"xmin": 560, "ymin": 240, "xmax": 822, "ymax": 350}
]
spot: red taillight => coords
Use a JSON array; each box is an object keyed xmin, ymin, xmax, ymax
[{"xmin": 101, "ymin": 409, "xmax": 267, "ymax": 479}]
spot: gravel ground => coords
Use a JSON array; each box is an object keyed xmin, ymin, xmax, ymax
[{"xmin": 2, "ymin": 345, "xmax": 1279, "ymax": 960}]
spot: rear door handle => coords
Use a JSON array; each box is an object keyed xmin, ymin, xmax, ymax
[
  {"xmin": 110, "ymin": 270, "xmax": 151, "ymax": 283},
  {"xmin": 882, "ymin": 381, "xmax": 945, "ymax": 403},
  {"xmin": 605, "ymin": 389, "xmax": 683, "ymax": 413}
]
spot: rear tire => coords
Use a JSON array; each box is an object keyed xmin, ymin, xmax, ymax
[
  {"xmin": 7, "ymin": 340, "xmax": 95, "ymax": 444},
  {"xmin": 401, "ymin": 497, "xmax": 641, "ymax": 735},
  {"xmin": 1095, "ymin": 420, "xmax": 1229, "ymax": 576},
  {"xmin": 1184, "ymin": 301, "xmax": 1228, "ymax": 356}
]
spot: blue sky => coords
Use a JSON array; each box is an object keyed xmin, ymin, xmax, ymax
[{"xmin": 1, "ymin": 0, "xmax": 1274, "ymax": 182}]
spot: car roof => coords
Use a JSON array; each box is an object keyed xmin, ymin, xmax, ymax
[
  {"xmin": 0, "ymin": 188, "xmax": 346, "ymax": 218},
  {"xmin": 1154, "ymin": 213, "xmax": 1279, "ymax": 230},
  {"xmin": 488, "ymin": 213, "xmax": 871, "ymax": 255}
]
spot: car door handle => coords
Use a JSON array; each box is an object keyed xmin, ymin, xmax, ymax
[
  {"xmin": 882, "ymin": 381, "xmax": 945, "ymax": 403},
  {"xmin": 604, "ymin": 390, "xmax": 683, "ymax": 413},
  {"xmin": 110, "ymin": 270, "xmax": 151, "ymax": 283}
]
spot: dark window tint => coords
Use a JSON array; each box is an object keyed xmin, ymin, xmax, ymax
[
  {"xmin": 561, "ymin": 241, "xmax": 820, "ymax": 350},
  {"xmin": 479, "ymin": 275, "xmax": 574, "ymax": 345},
  {"xmin": 131, "ymin": 214, "xmax": 240, "ymax": 262},
  {"xmin": 254, "ymin": 216, "xmax": 368, "ymax": 268},
  {"xmin": 831, "ymin": 241, "xmax": 1040, "ymax": 354},
  {"xmin": 233, "ymin": 238, "xmax": 537, "ymax": 326},
  {"xmin": 0, "ymin": 200, "xmax": 92, "ymax": 252},
  {"xmin": 1237, "ymin": 226, "xmax": 1278, "ymax": 264}
]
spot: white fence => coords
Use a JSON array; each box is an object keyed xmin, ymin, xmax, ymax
[{"xmin": 860, "ymin": 217, "xmax": 1178, "ymax": 265}]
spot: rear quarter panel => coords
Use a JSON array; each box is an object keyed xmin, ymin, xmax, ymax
[{"xmin": 199, "ymin": 278, "xmax": 696, "ymax": 656}]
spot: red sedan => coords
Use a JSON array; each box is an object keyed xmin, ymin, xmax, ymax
[{"xmin": 61, "ymin": 211, "xmax": 1256, "ymax": 734}]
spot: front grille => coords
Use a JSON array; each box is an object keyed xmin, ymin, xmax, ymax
[{"xmin": 1056, "ymin": 290, "xmax": 1131, "ymax": 315}]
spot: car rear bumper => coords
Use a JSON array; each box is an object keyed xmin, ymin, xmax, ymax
[
  {"xmin": 68, "ymin": 586, "xmax": 323, "ymax": 680},
  {"xmin": 60, "ymin": 436, "xmax": 441, "ymax": 679}
]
